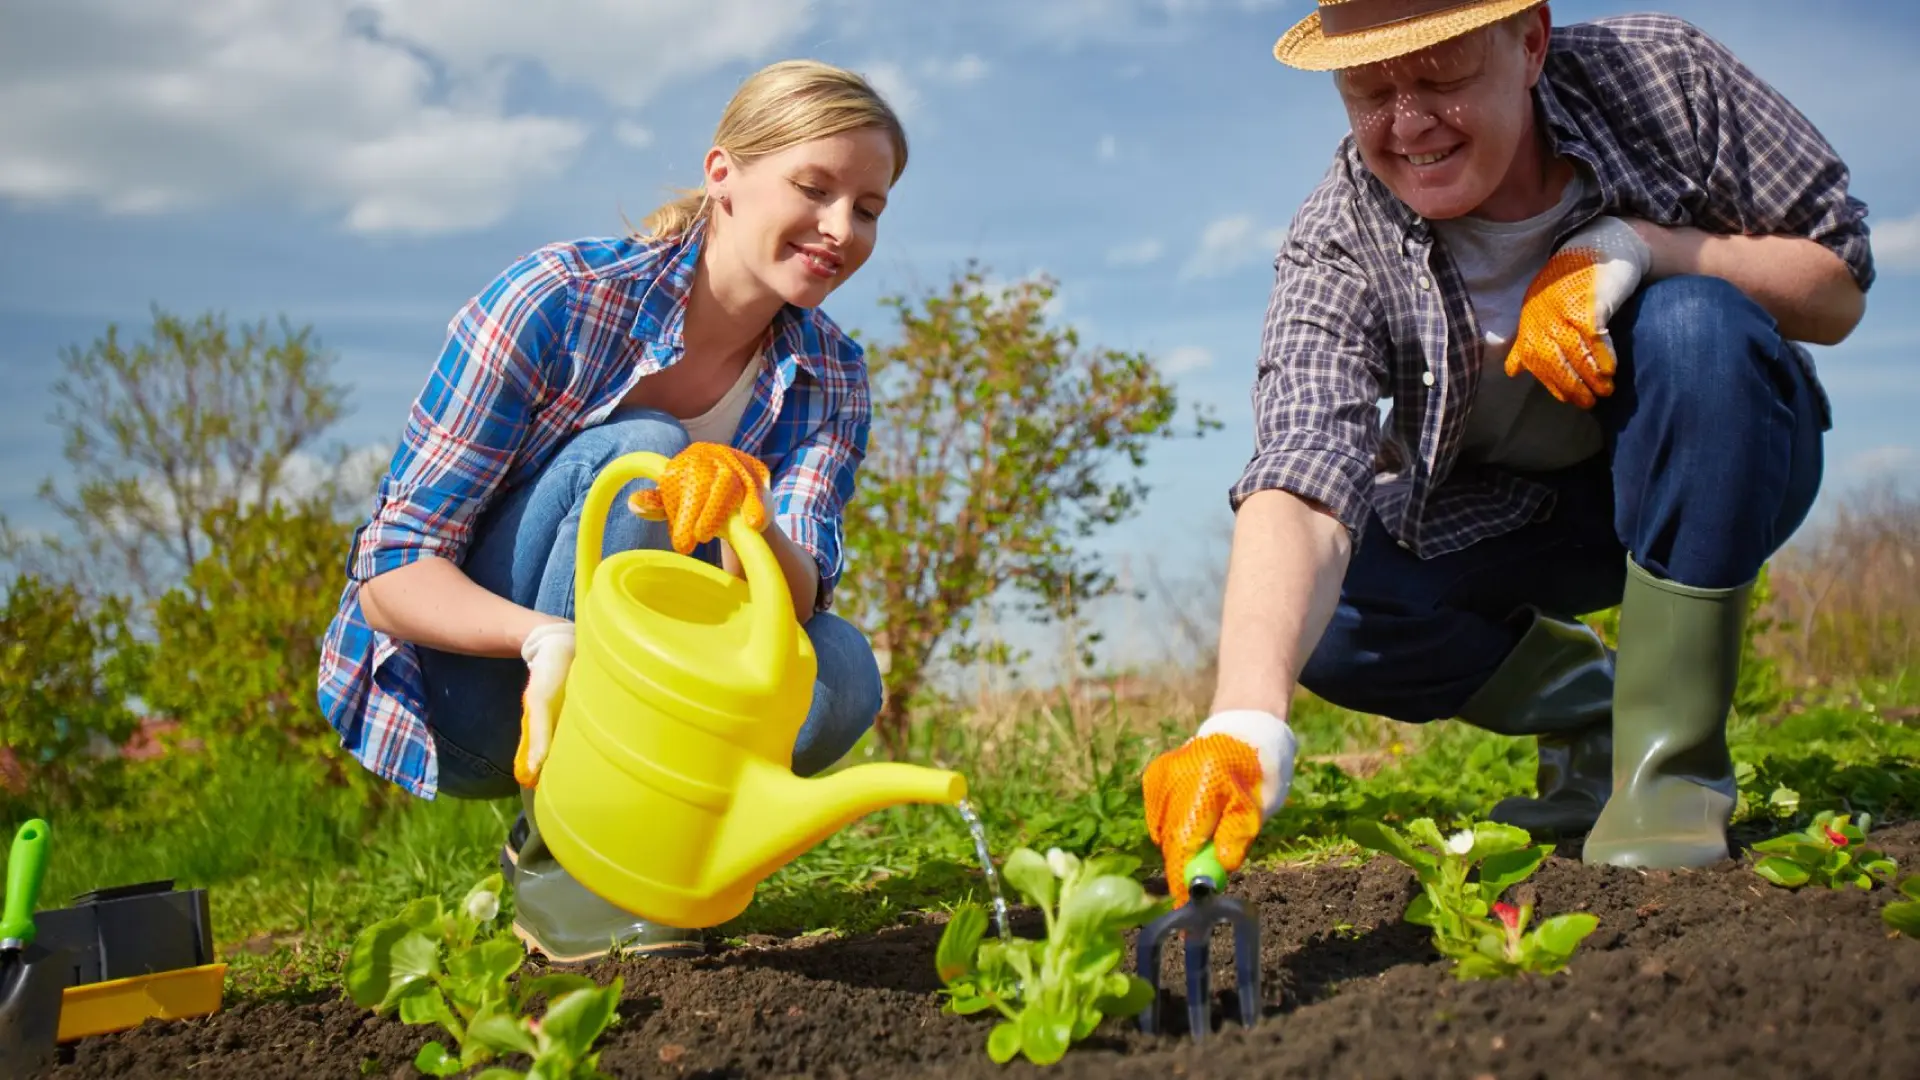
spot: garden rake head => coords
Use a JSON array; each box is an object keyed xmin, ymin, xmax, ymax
[{"xmin": 1134, "ymin": 842, "xmax": 1261, "ymax": 1042}]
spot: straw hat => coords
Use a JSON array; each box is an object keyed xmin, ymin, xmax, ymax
[{"xmin": 1273, "ymin": 0, "xmax": 1546, "ymax": 71}]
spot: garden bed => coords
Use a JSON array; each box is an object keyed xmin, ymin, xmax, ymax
[{"xmin": 44, "ymin": 820, "xmax": 1920, "ymax": 1079}]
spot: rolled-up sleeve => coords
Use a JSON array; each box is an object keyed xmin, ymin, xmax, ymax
[
  {"xmin": 1228, "ymin": 205, "xmax": 1390, "ymax": 543},
  {"xmin": 350, "ymin": 251, "xmax": 567, "ymax": 581},
  {"xmin": 1680, "ymin": 20, "xmax": 1874, "ymax": 292},
  {"xmin": 772, "ymin": 370, "xmax": 869, "ymax": 612}
]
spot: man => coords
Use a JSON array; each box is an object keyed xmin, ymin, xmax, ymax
[{"xmin": 1142, "ymin": 0, "xmax": 1875, "ymax": 905}]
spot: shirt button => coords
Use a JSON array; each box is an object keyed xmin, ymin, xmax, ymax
[
  {"xmin": 1417, "ymin": 275, "xmax": 1432, "ymax": 290},
  {"xmin": 1421, "ymin": 370, "xmax": 1435, "ymax": 387},
  {"xmin": 1398, "ymin": 539, "xmax": 1412, "ymax": 551}
]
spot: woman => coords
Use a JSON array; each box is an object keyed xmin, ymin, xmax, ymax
[{"xmin": 318, "ymin": 59, "xmax": 907, "ymax": 963}]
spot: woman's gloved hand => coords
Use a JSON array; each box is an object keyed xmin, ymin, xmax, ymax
[
  {"xmin": 513, "ymin": 620, "xmax": 575, "ymax": 787},
  {"xmin": 1141, "ymin": 709, "xmax": 1299, "ymax": 907},
  {"xmin": 627, "ymin": 442, "xmax": 773, "ymax": 553}
]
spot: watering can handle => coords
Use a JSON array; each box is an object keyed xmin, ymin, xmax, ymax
[{"xmin": 573, "ymin": 450, "xmax": 795, "ymax": 685}]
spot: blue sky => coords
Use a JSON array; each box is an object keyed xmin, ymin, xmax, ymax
[{"xmin": 3, "ymin": 0, "xmax": 1916, "ymax": 676}]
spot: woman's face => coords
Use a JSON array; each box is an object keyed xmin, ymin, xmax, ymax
[{"xmin": 705, "ymin": 127, "xmax": 897, "ymax": 309}]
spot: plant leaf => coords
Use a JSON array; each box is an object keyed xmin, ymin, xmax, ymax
[
  {"xmin": 1002, "ymin": 848, "xmax": 1057, "ymax": 912},
  {"xmin": 539, "ymin": 983, "xmax": 623, "ymax": 1056},
  {"xmin": 1059, "ymin": 874, "xmax": 1153, "ymax": 937},
  {"xmin": 398, "ymin": 986, "xmax": 458, "ymax": 1029},
  {"xmin": 1900, "ymin": 876, "xmax": 1920, "ymax": 901},
  {"xmin": 1348, "ymin": 820, "xmax": 1428, "ymax": 870},
  {"xmin": 987, "ymin": 1021, "xmax": 1023, "ymax": 1064},
  {"xmin": 1531, "ymin": 913, "xmax": 1599, "ymax": 957},
  {"xmin": 936, "ymin": 904, "xmax": 987, "ymax": 984},
  {"xmin": 1476, "ymin": 845, "xmax": 1548, "ymax": 898},
  {"xmin": 1754, "ymin": 856, "xmax": 1812, "ymax": 889},
  {"xmin": 1020, "ymin": 1007, "xmax": 1073, "ymax": 1065},
  {"xmin": 344, "ymin": 915, "xmax": 411, "ymax": 1009},
  {"xmin": 1094, "ymin": 974, "xmax": 1157, "ymax": 1019},
  {"xmin": 413, "ymin": 1041, "xmax": 463, "ymax": 1077},
  {"xmin": 1468, "ymin": 821, "xmax": 1534, "ymax": 859},
  {"xmin": 467, "ymin": 1013, "xmax": 538, "ymax": 1057},
  {"xmin": 1883, "ymin": 900, "xmax": 1920, "ymax": 939},
  {"xmin": 522, "ymin": 973, "xmax": 598, "ymax": 1002}
]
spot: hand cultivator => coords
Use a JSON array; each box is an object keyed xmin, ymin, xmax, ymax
[{"xmin": 1134, "ymin": 842, "xmax": 1261, "ymax": 1042}]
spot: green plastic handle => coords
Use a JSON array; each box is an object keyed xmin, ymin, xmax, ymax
[
  {"xmin": 1184, "ymin": 841, "xmax": 1227, "ymax": 895},
  {"xmin": 1, "ymin": 818, "xmax": 51, "ymax": 947}
]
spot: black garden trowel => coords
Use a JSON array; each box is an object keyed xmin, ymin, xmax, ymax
[
  {"xmin": 1134, "ymin": 841, "xmax": 1261, "ymax": 1043},
  {"xmin": 0, "ymin": 818, "xmax": 70, "ymax": 1077}
]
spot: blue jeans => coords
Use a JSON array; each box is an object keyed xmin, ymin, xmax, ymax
[
  {"xmin": 415, "ymin": 407, "xmax": 885, "ymax": 799},
  {"xmin": 1299, "ymin": 275, "xmax": 1825, "ymax": 724}
]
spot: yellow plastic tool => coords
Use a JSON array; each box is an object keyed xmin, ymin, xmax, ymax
[
  {"xmin": 56, "ymin": 962, "xmax": 227, "ymax": 1042},
  {"xmin": 533, "ymin": 450, "xmax": 968, "ymax": 929}
]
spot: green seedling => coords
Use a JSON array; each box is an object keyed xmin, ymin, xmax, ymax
[
  {"xmin": 1884, "ymin": 876, "xmax": 1920, "ymax": 940},
  {"xmin": 344, "ymin": 873, "xmax": 623, "ymax": 1078},
  {"xmin": 934, "ymin": 846, "xmax": 1168, "ymax": 1066},
  {"xmin": 1749, "ymin": 810, "xmax": 1898, "ymax": 890},
  {"xmin": 1346, "ymin": 817, "xmax": 1598, "ymax": 980}
]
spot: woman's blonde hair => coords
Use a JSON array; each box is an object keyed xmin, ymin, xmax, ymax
[{"xmin": 634, "ymin": 59, "xmax": 909, "ymax": 242}]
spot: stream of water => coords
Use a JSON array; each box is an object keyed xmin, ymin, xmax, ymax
[{"xmin": 954, "ymin": 797, "xmax": 1011, "ymax": 940}]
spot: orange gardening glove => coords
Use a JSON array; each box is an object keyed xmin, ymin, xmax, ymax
[
  {"xmin": 1507, "ymin": 216, "xmax": 1652, "ymax": 409},
  {"xmin": 1141, "ymin": 710, "xmax": 1299, "ymax": 907},
  {"xmin": 627, "ymin": 442, "xmax": 773, "ymax": 553}
]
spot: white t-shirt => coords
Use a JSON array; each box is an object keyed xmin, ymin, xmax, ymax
[
  {"xmin": 1429, "ymin": 171, "xmax": 1604, "ymax": 472},
  {"xmin": 679, "ymin": 350, "xmax": 764, "ymax": 446}
]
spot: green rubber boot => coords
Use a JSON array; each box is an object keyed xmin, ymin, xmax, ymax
[
  {"xmin": 506, "ymin": 787, "xmax": 704, "ymax": 965},
  {"xmin": 1457, "ymin": 609, "xmax": 1615, "ymax": 840},
  {"xmin": 1582, "ymin": 558, "xmax": 1749, "ymax": 869}
]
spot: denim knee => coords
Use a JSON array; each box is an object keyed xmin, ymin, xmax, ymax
[
  {"xmin": 550, "ymin": 407, "xmax": 693, "ymax": 477},
  {"xmin": 1623, "ymin": 275, "xmax": 1778, "ymax": 404},
  {"xmin": 790, "ymin": 611, "xmax": 884, "ymax": 777}
]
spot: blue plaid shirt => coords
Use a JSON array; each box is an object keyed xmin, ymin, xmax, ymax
[
  {"xmin": 1230, "ymin": 14, "xmax": 1876, "ymax": 557},
  {"xmin": 318, "ymin": 221, "xmax": 872, "ymax": 798}
]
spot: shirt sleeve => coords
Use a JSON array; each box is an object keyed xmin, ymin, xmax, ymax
[
  {"xmin": 770, "ymin": 367, "xmax": 870, "ymax": 612},
  {"xmin": 1679, "ymin": 20, "xmax": 1875, "ymax": 292},
  {"xmin": 1228, "ymin": 185, "xmax": 1391, "ymax": 543},
  {"xmin": 349, "ymin": 249, "xmax": 568, "ymax": 581}
]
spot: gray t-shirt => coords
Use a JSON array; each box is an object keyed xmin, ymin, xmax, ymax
[{"xmin": 1429, "ymin": 171, "xmax": 1604, "ymax": 472}]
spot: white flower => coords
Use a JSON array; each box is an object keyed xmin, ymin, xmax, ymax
[
  {"xmin": 1446, "ymin": 830, "xmax": 1474, "ymax": 856},
  {"xmin": 466, "ymin": 889, "xmax": 501, "ymax": 924},
  {"xmin": 1046, "ymin": 848, "xmax": 1074, "ymax": 879}
]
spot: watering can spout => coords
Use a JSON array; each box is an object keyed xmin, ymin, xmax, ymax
[{"xmin": 711, "ymin": 756, "xmax": 968, "ymax": 892}]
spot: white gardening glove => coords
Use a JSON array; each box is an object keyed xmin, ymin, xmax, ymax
[
  {"xmin": 512, "ymin": 621, "xmax": 575, "ymax": 787},
  {"xmin": 1507, "ymin": 215, "xmax": 1653, "ymax": 409},
  {"xmin": 1141, "ymin": 709, "xmax": 1300, "ymax": 907}
]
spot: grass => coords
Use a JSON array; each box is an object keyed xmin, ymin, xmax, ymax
[{"xmin": 10, "ymin": 664, "xmax": 1917, "ymax": 1004}]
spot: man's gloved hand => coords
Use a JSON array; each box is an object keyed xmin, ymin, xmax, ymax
[
  {"xmin": 627, "ymin": 442, "xmax": 774, "ymax": 554},
  {"xmin": 1507, "ymin": 216, "xmax": 1652, "ymax": 409},
  {"xmin": 1141, "ymin": 709, "xmax": 1300, "ymax": 907},
  {"xmin": 513, "ymin": 621, "xmax": 575, "ymax": 787}
]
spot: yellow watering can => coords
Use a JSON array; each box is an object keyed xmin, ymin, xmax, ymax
[{"xmin": 531, "ymin": 449, "xmax": 968, "ymax": 929}]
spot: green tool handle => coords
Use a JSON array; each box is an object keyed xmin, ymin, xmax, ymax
[
  {"xmin": 1184, "ymin": 841, "xmax": 1228, "ymax": 895},
  {"xmin": 1, "ymin": 818, "xmax": 50, "ymax": 947}
]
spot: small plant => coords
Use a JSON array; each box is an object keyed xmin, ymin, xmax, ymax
[
  {"xmin": 1346, "ymin": 817, "xmax": 1598, "ymax": 980},
  {"xmin": 1884, "ymin": 876, "xmax": 1920, "ymax": 940},
  {"xmin": 345, "ymin": 873, "xmax": 624, "ymax": 1078},
  {"xmin": 934, "ymin": 846, "xmax": 1168, "ymax": 1066},
  {"xmin": 1749, "ymin": 810, "xmax": 1898, "ymax": 890}
]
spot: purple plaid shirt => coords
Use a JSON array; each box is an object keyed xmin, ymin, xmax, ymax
[
  {"xmin": 1229, "ymin": 14, "xmax": 1876, "ymax": 558},
  {"xmin": 318, "ymin": 221, "xmax": 871, "ymax": 798}
]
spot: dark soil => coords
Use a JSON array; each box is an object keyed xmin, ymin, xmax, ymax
[{"xmin": 39, "ymin": 821, "xmax": 1920, "ymax": 1080}]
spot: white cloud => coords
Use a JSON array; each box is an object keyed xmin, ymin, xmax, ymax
[
  {"xmin": 1844, "ymin": 445, "xmax": 1918, "ymax": 479},
  {"xmin": 1179, "ymin": 215, "xmax": 1288, "ymax": 280},
  {"xmin": 861, "ymin": 61, "xmax": 921, "ymax": 120},
  {"xmin": 923, "ymin": 54, "xmax": 989, "ymax": 84},
  {"xmin": 1872, "ymin": 211, "xmax": 1920, "ymax": 271},
  {"xmin": 1106, "ymin": 238, "xmax": 1164, "ymax": 267},
  {"xmin": 0, "ymin": 1, "xmax": 812, "ymax": 236},
  {"xmin": 1098, "ymin": 135, "xmax": 1118, "ymax": 160},
  {"xmin": 1162, "ymin": 345, "xmax": 1213, "ymax": 374},
  {"xmin": 614, "ymin": 122, "xmax": 655, "ymax": 149}
]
